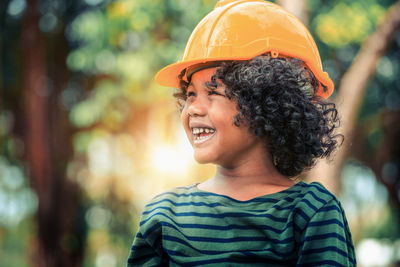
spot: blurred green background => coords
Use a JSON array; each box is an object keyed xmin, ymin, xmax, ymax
[{"xmin": 0, "ymin": 0, "xmax": 399, "ymax": 266}]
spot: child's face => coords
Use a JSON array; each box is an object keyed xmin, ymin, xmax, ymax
[{"xmin": 181, "ymin": 67, "xmax": 263, "ymax": 167}]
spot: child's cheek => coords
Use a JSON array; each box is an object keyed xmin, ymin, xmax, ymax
[
  {"xmin": 180, "ymin": 106, "xmax": 187, "ymax": 124},
  {"xmin": 180, "ymin": 106, "xmax": 191, "ymax": 139}
]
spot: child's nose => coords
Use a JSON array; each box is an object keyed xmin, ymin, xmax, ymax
[{"xmin": 187, "ymin": 97, "xmax": 207, "ymax": 117}]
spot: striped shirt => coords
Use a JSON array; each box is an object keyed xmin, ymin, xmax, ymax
[{"xmin": 127, "ymin": 181, "xmax": 356, "ymax": 266}]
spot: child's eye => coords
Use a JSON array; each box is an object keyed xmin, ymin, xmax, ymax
[
  {"xmin": 208, "ymin": 90, "xmax": 225, "ymax": 97},
  {"xmin": 185, "ymin": 91, "xmax": 196, "ymax": 98}
]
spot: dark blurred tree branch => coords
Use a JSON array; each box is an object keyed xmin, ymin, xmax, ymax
[
  {"xmin": 0, "ymin": 0, "xmax": 12, "ymax": 130},
  {"xmin": 21, "ymin": 0, "xmax": 86, "ymax": 266},
  {"xmin": 308, "ymin": 1, "xmax": 400, "ymax": 199},
  {"xmin": 352, "ymin": 111, "xmax": 400, "ymax": 210}
]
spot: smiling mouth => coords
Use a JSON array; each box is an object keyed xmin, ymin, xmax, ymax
[{"xmin": 191, "ymin": 127, "xmax": 216, "ymax": 144}]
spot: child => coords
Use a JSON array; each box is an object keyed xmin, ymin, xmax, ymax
[{"xmin": 127, "ymin": 0, "xmax": 356, "ymax": 266}]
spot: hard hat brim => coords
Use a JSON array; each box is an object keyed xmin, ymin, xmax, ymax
[{"xmin": 155, "ymin": 55, "xmax": 334, "ymax": 99}]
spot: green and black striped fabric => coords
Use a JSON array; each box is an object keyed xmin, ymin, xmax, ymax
[{"xmin": 127, "ymin": 181, "xmax": 356, "ymax": 266}]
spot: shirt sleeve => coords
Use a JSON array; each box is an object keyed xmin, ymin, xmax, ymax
[
  {"xmin": 296, "ymin": 198, "xmax": 356, "ymax": 267},
  {"xmin": 127, "ymin": 206, "xmax": 167, "ymax": 267}
]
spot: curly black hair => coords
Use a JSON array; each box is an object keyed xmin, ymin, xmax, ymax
[{"xmin": 175, "ymin": 53, "xmax": 343, "ymax": 177}]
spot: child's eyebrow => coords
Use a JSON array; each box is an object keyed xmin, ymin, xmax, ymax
[
  {"xmin": 205, "ymin": 79, "xmax": 220, "ymax": 90},
  {"xmin": 187, "ymin": 81, "xmax": 216, "ymax": 91}
]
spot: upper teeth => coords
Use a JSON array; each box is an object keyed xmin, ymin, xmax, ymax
[{"xmin": 192, "ymin": 127, "xmax": 215, "ymax": 134}]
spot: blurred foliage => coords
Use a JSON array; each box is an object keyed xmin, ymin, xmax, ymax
[
  {"xmin": 1, "ymin": 0, "xmax": 399, "ymax": 266},
  {"xmin": 362, "ymin": 207, "xmax": 400, "ymax": 240},
  {"xmin": 313, "ymin": 1, "xmax": 385, "ymax": 47},
  {"xmin": 0, "ymin": 218, "xmax": 32, "ymax": 267}
]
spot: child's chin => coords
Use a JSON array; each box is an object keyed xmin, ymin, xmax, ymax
[
  {"xmin": 193, "ymin": 152, "xmax": 215, "ymax": 165},
  {"xmin": 194, "ymin": 157, "xmax": 212, "ymax": 165}
]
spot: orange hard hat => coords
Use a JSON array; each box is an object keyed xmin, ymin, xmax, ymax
[{"xmin": 155, "ymin": 0, "xmax": 334, "ymax": 99}]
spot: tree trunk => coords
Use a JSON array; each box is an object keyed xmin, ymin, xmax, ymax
[
  {"xmin": 307, "ymin": 1, "xmax": 400, "ymax": 196},
  {"xmin": 21, "ymin": 0, "xmax": 85, "ymax": 266},
  {"xmin": 351, "ymin": 111, "xmax": 400, "ymax": 212},
  {"xmin": 0, "ymin": 0, "xmax": 12, "ymax": 114},
  {"xmin": 277, "ymin": 0, "xmax": 309, "ymax": 26}
]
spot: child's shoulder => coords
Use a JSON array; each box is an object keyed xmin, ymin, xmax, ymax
[
  {"xmin": 143, "ymin": 184, "xmax": 198, "ymax": 209},
  {"xmin": 153, "ymin": 184, "xmax": 197, "ymax": 199},
  {"xmin": 296, "ymin": 181, "xmax": 339, "ymax": 204},
  {"xmin": 293, "ymin": 181, "xmax": 346, "ymax": 225}
]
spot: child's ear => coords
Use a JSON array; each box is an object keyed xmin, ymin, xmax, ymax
[{"xmin": 177, "ymin": 99, "xmax": 185, "ymax": 111}]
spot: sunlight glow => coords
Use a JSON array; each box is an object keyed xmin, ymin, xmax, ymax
[
  {"xmin": 151, "ymin": 145, "xmax": 191, "ymax": 175},
  {"xmin": 357, "ymin": 239, "xmax": 393, "ymax": 266},
  {"xmin": 88, "ymin": 137, "xmax": 112, "ymax": 176},
  {"xmin": 96, "ymin": 248, "xmax": 117, "ymax": 267}
]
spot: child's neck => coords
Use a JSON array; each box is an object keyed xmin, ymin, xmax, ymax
[{"xmin": 197, "ymin": 157, "xmax": 296, "ymax": 201}]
